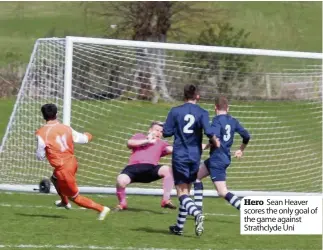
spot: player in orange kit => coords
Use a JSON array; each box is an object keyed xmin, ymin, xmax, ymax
[{"xmin": 35, "ymin": 103, "xmax": 110, "ymax": 220}]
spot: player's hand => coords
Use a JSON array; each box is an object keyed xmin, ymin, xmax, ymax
[
  {"xmin": 148, "ymin": 139, "xmax": 156, "ymax": 144},
  {"xmin": 147, "ymin": 132, "xmax": 156, "ymax": 144},
  {"xmin": 84, "ymin": 132, "xmax": 93, "ymax": 142},
  {"xmin": 234, "ymin": 149, "xmax": 243, "ymax": 158}
]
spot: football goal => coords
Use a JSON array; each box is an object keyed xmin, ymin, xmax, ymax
[{"xmin": 0, "ymin": 36, "xmax": 322, "ymax": 197}]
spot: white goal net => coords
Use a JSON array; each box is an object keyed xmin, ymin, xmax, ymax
[{"xmin": 0, "ymin": 37, "xmax": 322, "ymax": 196}]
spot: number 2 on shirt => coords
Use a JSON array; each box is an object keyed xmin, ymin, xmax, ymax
[{"xmin": 183, "ymin": 114, "xmax": 195, "ymax": 134}]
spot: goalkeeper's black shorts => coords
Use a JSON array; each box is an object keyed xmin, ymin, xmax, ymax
[{"xmin": 120, "ymin": 163, "xmax": 162, "ymax": 183}]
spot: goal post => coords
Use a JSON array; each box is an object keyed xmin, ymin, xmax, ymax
[
  {"xmin": 63, "ymin": 37, "xmax": 73, "ymax": 126},
  {"xmin": 0, "ymin": 36, "xmax": 322, "ymax": 197}
]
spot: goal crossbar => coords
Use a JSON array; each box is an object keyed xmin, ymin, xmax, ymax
[{"xmin": 65, "ymin": 36, "xmax": 322, "ymax": 59}]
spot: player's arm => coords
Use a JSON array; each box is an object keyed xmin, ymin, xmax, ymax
[
  {"xmin": 160, "ymin": 140, "xmax": 173, "ymax": 157},
  {"xmin": 234, "ymin": 120, "xmax": 251, "ymax": 158},
  {"xmin": 35, "ymin": 135, "xmax": 46, "ymax": 161},
  {"xmin": 164, "ymin": 145, "xmax": 173, "ymax": 155},
  {"xmin": 127, "ymin": 134, "xmax": 155, "ymax": 149},
  {"xmin": 71, "ymin": 128, "xmax": 93, "ymax": 144},
  {"xmin": 234, "ymin": 142, "xmax": 248, "ymax": 158},
  {"xmin": 202, "ymin": 143, "xmax": 211, "ymax": 150},
  {"xmin": 202, "ymin": 111, "xmax": 220, "ymax": 148},
  {"xmin": 162, "ymin": 109, "xmax": 175, "ymax": 138},
  {"xmin": 127, "ymin": 138, "xmax": 150, "ymax": 149}
]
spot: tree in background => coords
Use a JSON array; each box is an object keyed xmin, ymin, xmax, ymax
[
  {"xmin": 86, "ymin": 2, "xmax": 223, "ymax": 102},
  {"xmin": 185, "ymin": 22, "xmax": 258, "ymax": 98},
  {"xmin": 97, "ymin": 2, "xmax": 220, "ymax": 42}
]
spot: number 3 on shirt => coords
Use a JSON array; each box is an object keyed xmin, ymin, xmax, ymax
[
  {"xmin": 183, "ymin": 114, "xmax": 195, "ymax": 134},
  {"xmin": 56, "ymin": 134, "xmax": 69, "ymax": 152},
  {"xmin": 223, "ymin": 124, "xmax": 231, "ymax": 141}
]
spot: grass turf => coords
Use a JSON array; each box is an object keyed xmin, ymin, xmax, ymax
[{"xmin": 0, "ymin": 192, "xmax": 321, "ymax": 250}]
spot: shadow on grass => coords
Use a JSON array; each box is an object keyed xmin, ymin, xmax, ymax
[
  {"xmin": 132, "ymin": 227, "xmax": 196, "ymax": 238},
  {"xmin": 15, "ymin": 213, "xmax": 68, "ymax": 219},
  {"xmin": 113, "ymin": 207, "xmax": 171, "ymax": 215}
]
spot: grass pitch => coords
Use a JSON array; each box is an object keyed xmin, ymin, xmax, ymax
[
  {"xmin": 0, "ymin": 96, "xmax": 321, "ymax": 250},
  {"xmin": 0, "ymin": 192, "xmax": 321, "ymax": 250}
]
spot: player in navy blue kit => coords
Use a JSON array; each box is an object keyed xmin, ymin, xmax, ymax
[
  {"xmin": 193, "ymin": 96, "xmax": 250, "ymax": 212},
  {"xmin": 163, "ymin": 84, "xmax": 219, "ymax": 236}
]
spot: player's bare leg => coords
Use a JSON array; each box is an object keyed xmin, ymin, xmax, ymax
[
  {"xmin": 50, "ymin": 175, "xmax": 71, "ymax": 209},
  {"xmin": 214, "ymin": 181, "xmax": 241, "ymax": 210},
  {"xmin": 158, "ymin": 165, "xmax": 176, "ymax": 209},
  {"xmin": 194, "ymin": 163, "xmax": 209, "ymax": 211},
  {"xmin": 70, "ymin": 193, "xmax": 110, "ymax": 220},
  {"xmin": 115, "ymin": 174, "xmax": 131, "ymax": 211}
]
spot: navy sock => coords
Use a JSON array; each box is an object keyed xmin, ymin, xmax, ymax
[
  {"xmin": 194, "ymin": 182, "xmax": 204, "ymax": 211},
  {"xmin": 179, "ymin": 194, "xmax": 201, "ymax": 217},
  {"xmin": 175, "ymin": 203, "xmax": 187, "ymax": 230},
  {"xmin": 224, "ymin": 192, "xmax": 241, "ymax": 210}
]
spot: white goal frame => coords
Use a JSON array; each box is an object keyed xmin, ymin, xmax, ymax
[
  {"xmin": 0, "ymin": 36, "xmax": 322, "ymax": 197},
  {"xmin": 63, "ymin": 36, "xmax": 322, "ymax": 126}
]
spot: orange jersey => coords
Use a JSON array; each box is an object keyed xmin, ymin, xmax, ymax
[{"xmin": 35, "ymin": 120, "xmax": 75, "ymax": 169}]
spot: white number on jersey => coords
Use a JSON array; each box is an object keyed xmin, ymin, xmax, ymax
[
  {"xmin": 183, "ymin": 114, "xmax": 195, "ymax": 134},
  {"xmin": 56, "ymin": 134, "xmax": 69, "ymax": 152},
  {"xmin": 223, "ymin": 124, "xmax": 231, "ymax": 142}
]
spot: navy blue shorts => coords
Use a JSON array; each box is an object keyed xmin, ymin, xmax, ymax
[
  {"xmin": 120, "ymin": 164, "xmax": 162, "ymax": 183},
  {"xmin": 172, "ymin": 160, "xmax": 200, "ymax": 185},
  {"xmin": 204, "ymin": 158, "xmax": 230, "ymax": 182}
]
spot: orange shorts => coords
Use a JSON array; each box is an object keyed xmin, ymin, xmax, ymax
[{"xmin": 53, "ymin": 158, "xmax": 79, "ymax": 198}]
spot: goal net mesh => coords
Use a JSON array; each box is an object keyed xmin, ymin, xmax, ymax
[{"xmin": 0, "ymin": 38, "xmax": 321, "ymax": 193}]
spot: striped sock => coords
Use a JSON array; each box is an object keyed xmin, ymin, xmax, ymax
[
  {"xmin": 179, "ymin": 194, "xmax": 201, "ymax": 218},
  {"xmin": 224, "ymin": 192, "xmax": 241, "ymax": 210},
  {"xmin": 194, "ymin": 181, "xmax": 204, "ymax": 211},
  {"xmin": 175, "ymin": 204, "xmax": 187, "ymax": 230}
]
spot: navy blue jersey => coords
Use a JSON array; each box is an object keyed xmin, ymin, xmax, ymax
[
  {"xmin": 163, "ymin": 103, "xmax": 214, "ymax": 162},
  {"xmin": 210, "ymin": 114, "xmax": 250, "ymax": 162}
]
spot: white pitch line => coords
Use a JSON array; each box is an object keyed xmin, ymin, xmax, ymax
[
  {"xmin": 0, "ymin": 203, "xmax": 238, "ymax": 217},
  {"xmin": 0, "ymin": 245, "xmax": 303, "ymax": 250},
  {"xmin": 0, "ymin": 203, "xmax": 87, "ymax": 210},
  {"xmin": 1, "ymin": 192, "xmax": 53, "ymax": 196},
  {"xmin": 0, "ymin": 245, "xmax": 195, "ymax": 250},
  {"xmin": 205, "ymin": 212, "xmax": 238, "ymax": 217}
]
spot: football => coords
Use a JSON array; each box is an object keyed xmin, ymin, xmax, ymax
[{"xmin": 38, "ymin": 178, "xmax": 51, "ymax": 193}]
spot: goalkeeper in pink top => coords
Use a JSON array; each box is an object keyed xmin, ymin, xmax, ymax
[{"xmin": 115, "ymin": 121, "xmax": 176, "ymax": 210}]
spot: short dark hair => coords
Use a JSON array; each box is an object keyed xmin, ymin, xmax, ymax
[
  {"xmin": 41, "ymin": 104, "xmax": 57, "ymax": 121},
  {"xmin": 184, "ymin": 84, "xmax": 198, "ymax": 100},
  {"xmin": 215, "ymin": 96, "xmax": 229, "ymax": 111},
  {"xmin": 150, "ymin": 121, "xmax": 164, "ymax": 128}
]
